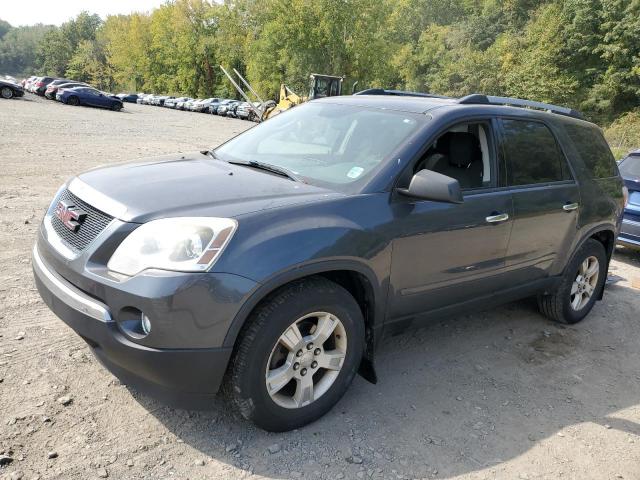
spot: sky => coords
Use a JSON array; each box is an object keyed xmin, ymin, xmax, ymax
[{"xmin": 1, "ymin": 0, "xmax": 167, "ymax": 27}]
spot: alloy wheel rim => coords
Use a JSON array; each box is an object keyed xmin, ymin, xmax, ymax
[
  {"xmin": 1, "ymin": 87, "xmax": 12, "ymax": 99},
  {"xmin": 265, "ymin": 311, "xmax": 347, "ymax": 409},
  {"xmin": 570, "ymin": 255, "xmax": 599, "ymax": 311}
]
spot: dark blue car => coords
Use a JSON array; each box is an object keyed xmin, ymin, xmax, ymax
[
  {"xmin": 618, "ymin": 149, "xmax": 640, "ymax": 249},
  {"xmin": 57, "ymin": 87, "xmax": 123, "ymax": 111}
]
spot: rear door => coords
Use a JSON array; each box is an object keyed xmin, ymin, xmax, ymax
[{"xmin": 498, "ymin": 118, "xmax": 580, "ymax": 282}]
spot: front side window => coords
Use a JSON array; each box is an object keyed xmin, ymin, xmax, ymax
[
  {"xmin": 215, "ymin": 102, "xmax": 425, "ymax": 191},
  {"xmin": 501, "ymin": 119, "xmax": 572, "ymax": 186},
  {"xmin": 414, "ymin": 121, "xmax": 494, "ymax": 190}
]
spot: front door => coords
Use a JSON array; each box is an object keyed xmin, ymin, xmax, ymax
[{"xmin": 388, "ymin": 119, "xmax": 514, "ymax": 322}]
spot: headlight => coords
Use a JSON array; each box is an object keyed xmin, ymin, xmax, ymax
[{"xmin": 107, "ymin": 217, "xmax": 237, "ymax": 276}]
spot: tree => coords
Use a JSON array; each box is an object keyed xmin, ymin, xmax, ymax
[
  {"xmin": 0, "ymin": 19, "xmax": 11, "ymax": 39},
  {"xmin": 36, "ymin": 12, "xmax": 102, "ymax": 77},
  {"xmin": 0, "ymin": 24, "xmax": 54, "ymax": 76}
]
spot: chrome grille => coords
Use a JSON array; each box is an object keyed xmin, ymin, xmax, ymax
[{"xmin": 50, "ymin": 189, "xmax": 113, "ymax": 252}]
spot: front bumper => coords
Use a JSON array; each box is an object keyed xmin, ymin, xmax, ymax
[{"xmin": 32, "ymin": 244, "xmax": 243, "ymax": 409}]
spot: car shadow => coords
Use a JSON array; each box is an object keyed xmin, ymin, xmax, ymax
[
  {"xmin": 131, "ymin": 280, "xmax": 640, "ymax": 479},
  {"xmin": 612, "ymin": 245, "xmax": 640, "ymax": 268}
]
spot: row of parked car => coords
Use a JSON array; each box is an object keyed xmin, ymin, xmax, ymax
[
  {"xmin": 20, "ymin": 75, "xmax": 125, "ymax": 111},
  {"xmin": 134, "ymin": 93, "xmax": 262, "ymax": 121}
]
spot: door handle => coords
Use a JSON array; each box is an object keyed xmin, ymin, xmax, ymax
[
  {"xmin": 486, "ymin": 213, "xmax": 509, "ymax": 223},
  {"xmin": 563, "ymin": 202, "xmax": 579, "ymax": 211}
]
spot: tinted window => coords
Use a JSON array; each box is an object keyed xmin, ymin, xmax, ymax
[
  {"xmin": 502, "ymin": 119, "xmax": 571, "ymax": 186},
  {"xmin": 564, "ymin": 123, "xmax": 617, "ymax": 178}
]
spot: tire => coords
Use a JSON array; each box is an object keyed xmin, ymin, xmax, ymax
[
  {"xmin": 227, "ymin": 276, "xmax": 365, "ymax": 432},
  {"xmin": 537, "ymin": 239, "xmax": 607, "ymax": 324},
  {"xmin": 111, "ymin": 103, "xmax": 122, "ymax": 111},
  {"xmin": 67, "ymin": 96, "xmax": 79, "ymax": 106},
  {"xmin": 1, "ymin": 87, "xmax": 14, "ymax": 99}
]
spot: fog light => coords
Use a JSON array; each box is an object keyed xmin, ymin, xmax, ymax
[
  {"xmin": 141, "ymin": 313, "xmax": 152, "ymax": 335},
  {"xmin": 117, "ymin": 307, "xmax": 151, "ymax": 339}
]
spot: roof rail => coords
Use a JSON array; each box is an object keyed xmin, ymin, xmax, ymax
[
  {"xmin": 354, "ymin": 88, "xmax": 450, "ymax": 99},
  {"xmin": 457, "ymin": 94, "xmax": 584, "ymax": 119}
]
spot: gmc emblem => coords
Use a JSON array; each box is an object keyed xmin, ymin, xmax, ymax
[{"xmin": 55, "ymin": 201, "xmax": 87, "ymax": 232}]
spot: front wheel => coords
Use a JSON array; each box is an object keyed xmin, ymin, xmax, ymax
[
  {"xmin": 1, "ymin": 87, "xmax": 14, "ymax": 99},
  {"xmin": 227, "ymin": 277, "xmax": 365, "ymax": 432},
  {"xmin": 538, "ymin": 238, "xmax": 607, "ymax": 324}
]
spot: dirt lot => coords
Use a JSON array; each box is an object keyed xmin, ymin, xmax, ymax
[{"xmin": 1, "ymin": 94, "xmax": 640, "ymax": 480}]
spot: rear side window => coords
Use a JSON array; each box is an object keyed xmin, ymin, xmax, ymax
[
  {"xmin": 564, "ymin": 123, "xmax": 617, "ymax": 178},
  {"xmin": 501, "ymin": 119, "xmax": 572, "ymax": 186}
]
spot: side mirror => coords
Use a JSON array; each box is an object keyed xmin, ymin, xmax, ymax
[{"xmin": 397, "ymin": 169, "xmax": 464, "ymax": 204}]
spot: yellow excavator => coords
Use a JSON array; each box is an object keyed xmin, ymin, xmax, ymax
[{"xmin": 220, "ymin": 66, "xmax": 344, "ymax": 122}]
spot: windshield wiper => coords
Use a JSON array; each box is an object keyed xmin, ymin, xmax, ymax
[
  {"xmin": 226, "ymin": 159, "xmax": 302, "ymax": 182},
  {"xmin": 203, "ymin": 150, "xmax": 219, "ymax": 160}
]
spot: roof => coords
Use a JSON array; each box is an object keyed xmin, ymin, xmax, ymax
[
  {"xmin": 317, "ymin": 94, "xmax": 455, "ymax": 114},
  {"xmin": 317, "ymin": 92, "xmax": 586, "ymax": 122}
]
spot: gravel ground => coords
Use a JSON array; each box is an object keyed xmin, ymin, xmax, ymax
[{"xmin": 1, "ymin": 94, "xmax": 640, "ymax": 480}]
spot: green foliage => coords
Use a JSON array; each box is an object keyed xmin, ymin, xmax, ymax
[
  {"xmin": 604, "ymin": 109, "xmax": 640, "ymax": 160},
  {"xmin": 37, "ymin": 12, "xmax": 102, "ymax": 78},
  {"xmin": 0, "ymin": 19, "xmax": 11, "ymax": 39},
  {"xmin": 0, "ymin": 23, "xmax": 54, "ymax": 76}
]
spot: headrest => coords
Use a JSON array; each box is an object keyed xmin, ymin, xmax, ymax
[{"xmin": 437, "ymin": 132, "xmax": 481, "ymax": 168}]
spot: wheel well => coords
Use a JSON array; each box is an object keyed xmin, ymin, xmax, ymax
[
  {"xmin": 317, "ymin": 270, "xmax": 375, "ymax": 337},
  {"xmin": 590, "ymin": 229, "xmax": 615, "ymax": 260},
  {"xmin": 588, "ymin": 229, "xmax": 615, "ymax": 300}
]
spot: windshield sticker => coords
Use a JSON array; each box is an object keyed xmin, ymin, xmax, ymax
[{"xmin": 347, "ymin": 166, "xmax": 364, "ymax": 179}]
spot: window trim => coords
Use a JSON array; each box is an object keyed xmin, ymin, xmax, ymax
[
  {"xmin": 496, "ymin": 116, "xmax": 577, "ymax": 189},
  {"xmin": 393, "ymin": 116, "xmax": 502, "ymax": 197}
]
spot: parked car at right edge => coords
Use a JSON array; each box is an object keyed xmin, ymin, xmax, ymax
[{"xmin": 617, "ymin": 149, "xmax": 640, "ymax": 249}]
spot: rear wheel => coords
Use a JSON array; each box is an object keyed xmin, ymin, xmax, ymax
[
  {"xmin": 227, "ymin": 277, "xmax": 365, "ymax": 432},
  {"xmin": 537, "ymin": 239, "xmax": 607, "ymax": 324},
  {"xmin": 1, "ymin": 87, "xmax": 14, "ymax": 99},
  {"xmin": 67, "ymin": 96, "xmax": 79, "ymax": 106}
]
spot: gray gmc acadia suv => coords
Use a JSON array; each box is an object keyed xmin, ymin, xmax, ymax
[{"xmin": 33, "ymin": 93, "xmax": 626, "ymax": 431}]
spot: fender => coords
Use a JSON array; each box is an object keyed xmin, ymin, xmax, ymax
[{"xmin": 222, "ymin": 258, "xmax": 388, "ymax": 351}]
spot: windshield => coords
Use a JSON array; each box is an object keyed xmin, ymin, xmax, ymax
[
  {"xmin": 215, "ymin": 102, "xmax": 424, "ymax": 191},
  {"xmin": 619, "ymin": 155, "xmax": 640, "ymax": 177}
]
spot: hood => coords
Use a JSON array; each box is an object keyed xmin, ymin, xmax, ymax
[{"xmin": 72, "ymin": 151, "xmax": 342, "ymax": 223}]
